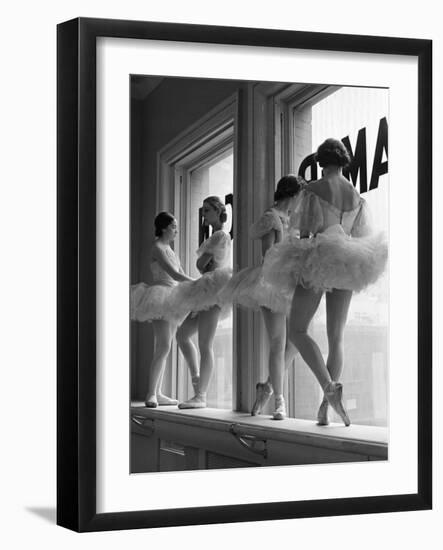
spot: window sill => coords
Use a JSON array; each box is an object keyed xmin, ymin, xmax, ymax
[{"xmin": 131, "ymin": 402, "xmax": 387, "ymax": 465}]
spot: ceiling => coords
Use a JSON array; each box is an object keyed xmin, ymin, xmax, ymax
[{"xmin": 131, "ymin": 76, "xmax": 164, "ymax": 99}]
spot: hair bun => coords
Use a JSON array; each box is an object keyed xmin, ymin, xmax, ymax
[
  {"xmin": 274, "ymin": 174, "xmax": 303, "ymax": 202},
  {"xmin": 315, "ymin": 138, "xmax": 351, "ymax": 168},
  {"xmin": 154, "ymin": 211, "xmax": 175, "ymax": 237}
]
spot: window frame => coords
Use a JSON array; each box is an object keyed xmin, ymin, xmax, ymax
[
  {"xmin": 156, "ymin": 94, "xmax": 238, "ymax": 404},
  {"xmin": 175, "ymin": 144, "xmax": 235, "ymax": 405},
  {"xmin": 273, "ymin": 83, "xmax": 341, "ymax": 176}
]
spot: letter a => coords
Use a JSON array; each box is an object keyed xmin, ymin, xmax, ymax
[{"xmin": 369, "ymin": 117, "xmax": 388, "ymax": 190}]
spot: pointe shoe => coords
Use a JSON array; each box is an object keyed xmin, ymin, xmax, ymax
[
  {"xmin": 157, "ymin": 394, "xmax": 179, "ymax": 406},
  {"xmin": 178, "ymin": 394, "xmax": 206, "ymax": 409},
  {"xmin": 272, "ymin": 395, "xmax": 286, "ymax": 420},
  {"xmin": 144, "ymin": 395, "xmax": 158, "ymax": 408},
  {"xmin": 251, "ymin": 381, "xmax": 273, "ymax": 416},
  {"xmin": 317, "ymin": 396, "xmax": 329, "ymax": 426},
  {"xmin": 324, "ymin": 382, "xmax": 351, "ymax": 426}
]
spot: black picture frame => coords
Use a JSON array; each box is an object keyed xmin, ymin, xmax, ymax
[{"xmin": 57, "ymin": 17, "xmax": 432, "ymax": 532}]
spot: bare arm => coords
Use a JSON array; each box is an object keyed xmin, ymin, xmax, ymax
[
  {"xmin": 196, "ymin": 252, "xmax": 213, "ymax": 274},
  {"xmin": 152, "ymin": 246, "xmax": 194, "ymax": 282},
  {"xmin": 261, "ymin": 230, "xmax": 276, "ymax": 258}
]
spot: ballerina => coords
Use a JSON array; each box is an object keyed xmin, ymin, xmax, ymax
[
  {"xmin": 224, "ymin": 175, "xmax": 303, "ymax": 419},
  {"xmin": 131, "ymin": 211, "xmax": 194, "ymax": 408},
  {"xmin": 263, "ymin": 138, "xmax": 388, "ymax": 426},
  {"xmin": 176, "ymin": 196, "xmax": 232, "ymax": 409}
]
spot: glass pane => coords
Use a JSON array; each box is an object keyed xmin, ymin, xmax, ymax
[
  {"xmin": 291, "ymin": 87, "xmax": 389, "ymax": 426},
  {"xmin": 181, "ymin": 149, "xmax": 234, "ymax": 409}
]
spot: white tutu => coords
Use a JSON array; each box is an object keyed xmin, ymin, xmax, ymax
[
  {"xmin": 130, "ymin": 282, "xmax": 190, "ymax": 324},
  {"xmin": 223, "ymin": 265, "xmax": 292, "ymax": 315},
  {"xmin": 222, "ymin": 207, "xmax": 292, "ymax": 315},
  {"xmin": 177, "ymin": 229, "xmax": 233, "ymax": 319},
  {"xmin": 180, "ymin": 267, "xmax": 233, "ymax": 317},
  {"xmin": 263, "ymin": 224, "xmax": 388, "ymax": 293}
]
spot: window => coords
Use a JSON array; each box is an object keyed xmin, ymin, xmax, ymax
[
  {"xmin": 284, "ymin": 86, "xmax": 389, "ymax": 426},
  {"xmin": 156, "ymin": 94, "xmax": 237, "ymax": 408},
  {"xmin": 178, "ymin": 148, "xmax": 234, "ymax": 408}
]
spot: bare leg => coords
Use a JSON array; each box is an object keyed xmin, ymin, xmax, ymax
[
  {"xmin": 197, "ymin": 306, "xmax": 221, "ymax": 395},
  {"xmin": 326, "ymin": 289, "xmax": 353, "ymax": 380},
  {"xmin": 252, "ymin": 311, "xmax": 299, "ymax": 417},
  {"xmin": 261, "ymin": 308, "xmax": 286, "ymax": 396},
  {"xmin": 260, "ymin": 308, "xmax": 288, "ymax": 419},
  {"xmin": 178, "ymin": 306, "xmax": 221, "ymax": 408},
  {"xmin": 276, "ymin": 325, "xmax": 299, "ymax": 420},
  {"xmin": 284, "ymin": 324, "xmax": 298, "ymax": 369},
  {"xmin": 288, "ymin": 285, "xmax": 351, "ymax": 426},
  {"xmin": 176, "ymin": 314, "xmax": 199, "ymax": 381},
  {"xmin": 288, "ymin": 286, "xmax": 329, "ymax": 388},
  {"xmin": 155, "ymin": 322, "xmax": 179, "ymax": 405},
  {"xmin": 318, "ymin": 289, "xmax": 353, "ymax": 424},
  {"xmin": 145, "ymin": 320, "xmax": 174, "ymax": 407}
]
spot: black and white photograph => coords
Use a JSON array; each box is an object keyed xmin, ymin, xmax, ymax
[
  {"xmin": 1, "ymin": 0, "xmax": 440, "ymax": 545},
  {"xmin": 129, "ymin": 75, "xmax": 389, "ymax": 473},
  {"xmin": 53, "ymin": 14, "xmax": 432, "ymax": 534}
]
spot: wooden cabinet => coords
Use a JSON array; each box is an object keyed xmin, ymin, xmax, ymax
[{"xmin": 131, "ymin": 406, "xmax": 387, "ymax": 473}]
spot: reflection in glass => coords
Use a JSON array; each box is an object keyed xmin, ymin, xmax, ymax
[{"xmin": 182, "ymin": 149, "xmax": 234, "ymax": 408}]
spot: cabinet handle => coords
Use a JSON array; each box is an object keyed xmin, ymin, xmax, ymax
[
  {"xmin": 131, "ymin": 416, "xmax": 155, "ymax": 436},
  {"xmin": 229, "ymin": 424, "xmax": 267, "ymax": 459}
]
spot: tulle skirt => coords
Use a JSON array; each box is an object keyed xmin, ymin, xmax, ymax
[
  {"xmin": 180, "ymin": 267, "xmax": 233, "ymax": 319},
  {"xmin": 262, "ymin": 225, "xmax": 388, "ymax": 293},
  {"xmin": 130, "ymin": 282, "xmax": 190, "ymax": 324},
  {"xmin": 222, "ymin": 265, "xmax": 292, "ymax": 315}
]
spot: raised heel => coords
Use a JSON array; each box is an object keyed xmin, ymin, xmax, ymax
[
  {"xmin": 317, "ymin": 396, "xmax": 329, "ymax": 426},
  {"xmin": 324, "ymin": 382, "xmax": 350, "ymax": 426},
  {"xmin": 251, "ymin": 381, "xmax": 273, "ymax": 416}
]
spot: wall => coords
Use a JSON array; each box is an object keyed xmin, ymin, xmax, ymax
[
  {"xmin": 1, "ymin": 1, "xmax": 441, "ymax": 549},
  {"xmin": 130, "ymin": 97, "xmax": 143, "ymax": 398}
]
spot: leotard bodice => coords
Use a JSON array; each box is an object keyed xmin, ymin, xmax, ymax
[
  {"xmin": 249, "ymin": 207, "xmax": 289, "ymax": 244},
  {"xmin": 196, "ymin": 230, "xmax": 231, "ymax": 271},
  {"xmin": 290, "ymin": 183, "xmax": 372, "ymax": 238},
  {"xmin": 150, "ymin": 246, "xmax": 181, "ymax": 287}
]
